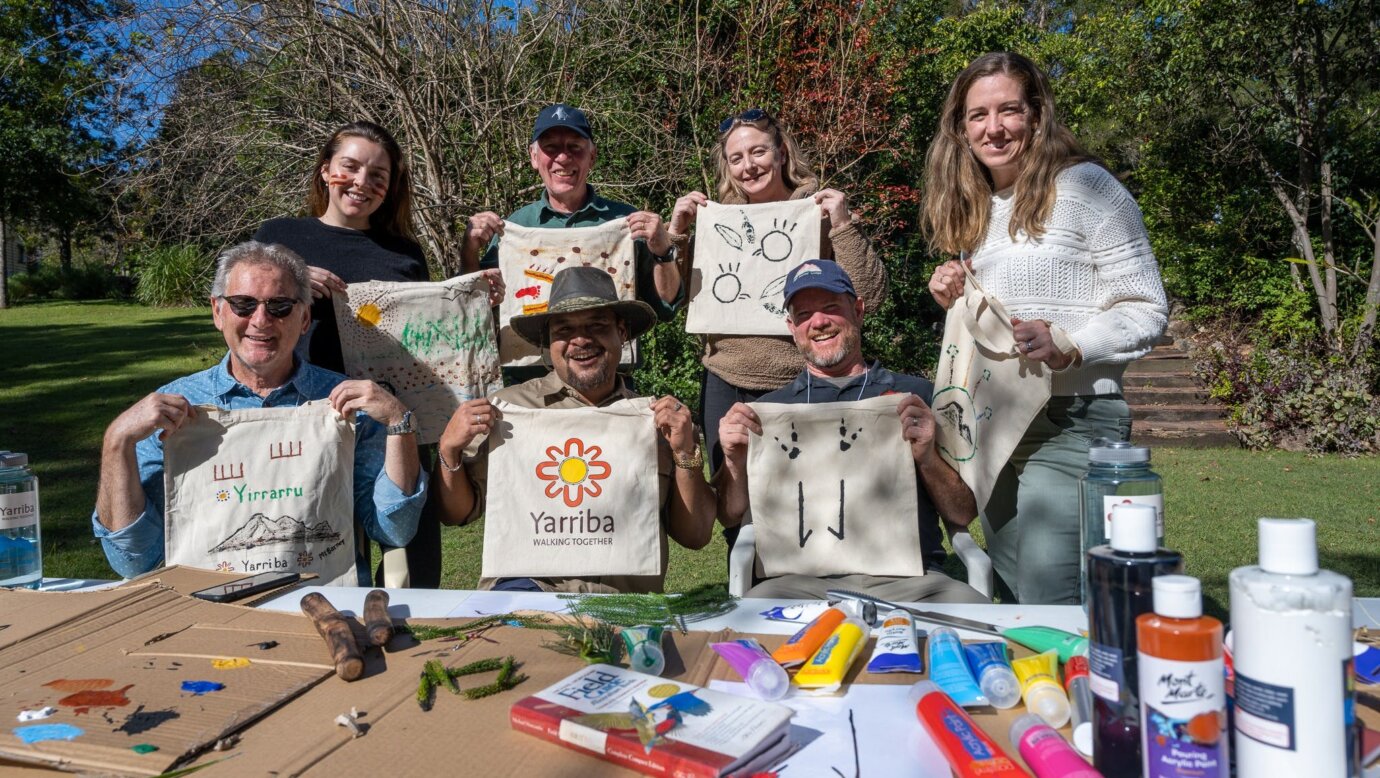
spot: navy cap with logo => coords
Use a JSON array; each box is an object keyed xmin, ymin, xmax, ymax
[
  {"xmin": 783, "ymin": 260, "xmax": 856, "ymax": 306},
  {"xmin": 531, "ymin": 103, "xmax": 593, "ymax": 143}
]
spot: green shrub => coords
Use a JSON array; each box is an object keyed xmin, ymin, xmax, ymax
[
  {"xmin": 134, "ymin": 245, "xmax": 214, "ymax": 307},
  {"xmin": 5, "ymin": 264, "xmax": 122, "ymax": 302},
  {"xmin": 1192, "ymin": 327, "xmax": 1380, "ymax": 454}
]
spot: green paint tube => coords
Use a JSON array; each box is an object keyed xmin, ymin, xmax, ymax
[{"xmin": 1000, "ymin": 626, "xmax": 1088, "ymax": 664}]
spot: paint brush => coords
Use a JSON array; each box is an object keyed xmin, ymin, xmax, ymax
[
  {"xmin": 300, "ymin": 593, "xmax": 365, "ymax": 681},
  {"xmin": 825, "ymin": 589, "xmax": 1003, "ymax": 637}
]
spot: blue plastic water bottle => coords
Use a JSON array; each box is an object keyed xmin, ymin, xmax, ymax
[{"xmin": 0, "ymin": 451, "xmax": 42, "ymax": 589}]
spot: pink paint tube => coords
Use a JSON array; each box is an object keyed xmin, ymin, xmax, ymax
[{"xmin": 1009, "ymin": 713, "xmax": 1104, "ymax": 778}]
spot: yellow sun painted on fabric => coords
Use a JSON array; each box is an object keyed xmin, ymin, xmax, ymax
[
  {"xmin": 535, "ymin": 437, "xmax": 612, "ymax": 508},
  {"xmin": 211, "ymin": 657, "xmax": 252, "ymax": 670},
  {"xmin": 647, "ymin": 683, "xmax": 681, "ymax": 699},
  {"xmin": 356, "ymin": 303, "xmax": 382, "ymax": 327},
  {"xmin": 559, "ymin": 457, "xmax": 589, "ymax": 484}
]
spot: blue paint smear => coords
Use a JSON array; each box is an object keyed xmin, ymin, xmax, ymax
[
  {"xmin": 180, "ymin": 680, "xmax": 225, "ymax": 695},
  {"xmin": 13, "ymin": 723, "xmax": 84, "ymax": 744}
]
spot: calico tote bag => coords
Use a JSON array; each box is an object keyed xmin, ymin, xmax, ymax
[
  {"xmin": 932, "ymin": 264, "xmax": 1053, "ymax": 511},
  {"xmin": 164, "ymin": 400, "xmax": 358, "ymax": 586},
  {"xmin": 480, "ymin": 398, "xmax": 661, "ymax": 579}
]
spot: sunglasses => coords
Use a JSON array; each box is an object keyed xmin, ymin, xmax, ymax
[
  {"xmin": 719, "ymin": 108, "xmax": 770, "ymax": 134},
  {"xmin": 220, "ymin": 295, "xmax": 300, "ymax": 319}
]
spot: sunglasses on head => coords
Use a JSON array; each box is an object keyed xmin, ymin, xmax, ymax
[
  {"xmin": 719, "ymin": 108, "xmax": 770, "ymax": 134},
  {"xmin": 220, "ymin": 295, "xmax": 300, "ymax": 319}
]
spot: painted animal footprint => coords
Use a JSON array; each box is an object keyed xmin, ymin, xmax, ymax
[
  {"xmin": 774, "ymin": 423, "xmax": 801, "ymax": 459},
  {"xmin": 712, "ymin": 264, "xmax": 749, "ymax": 303},
  {"xmin": 837, "ymin": 421, "xmax": 862, "ymax": 452}
]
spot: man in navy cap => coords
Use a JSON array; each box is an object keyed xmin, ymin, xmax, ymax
[
  {"xmin": 460, "ymin": 103, "xmax": 684, "ymax": 370},
  {"xmin": 715, "ymin": 261, "xmax": 987, "ymax": 602}
]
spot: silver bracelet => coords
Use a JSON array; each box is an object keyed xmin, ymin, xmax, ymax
[{"xmin": 436, "ymin": 448, "xmax": 463, "ymax": 473}]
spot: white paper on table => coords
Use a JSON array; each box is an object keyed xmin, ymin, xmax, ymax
[
  {"xmin": 444, "ymin": 590, "xmax": 573, "ymax": 618},
  {"xmin": 708, "ymin": 681, "xmax": 951, "ymax": 778}
]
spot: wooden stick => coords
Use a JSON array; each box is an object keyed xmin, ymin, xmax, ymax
[
  {"xmin": 300, "ymin": 593, "xmax": 364, "ymax": 681},
  {"xmin": 363, "ymin": 589, "xmax": 393, "ymax": 647}
]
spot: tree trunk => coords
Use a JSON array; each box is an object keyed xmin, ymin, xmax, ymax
[
  {"xmin": 60, "ymin": 226, "xmax": 73, "ymax": 271},
  {"xmin": 0, "ymin": 216, "xmax": 9, "ymax": 310},
  {"xmin": 1354, "ymin": 215, "xmax": 1380, "ymax": 360}
]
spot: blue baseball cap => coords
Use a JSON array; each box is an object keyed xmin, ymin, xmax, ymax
[
  {"xmin": 531, "ymin": 104, "xmax": 593, "ymax": 142},
  {"xmin": 783, "ymin": 260, "xmax": 856, "ymax": 306}
]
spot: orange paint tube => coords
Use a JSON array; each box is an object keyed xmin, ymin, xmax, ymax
[{"xmin": 771, "ymin": 605, "xmax": 848, "ymax": 668}]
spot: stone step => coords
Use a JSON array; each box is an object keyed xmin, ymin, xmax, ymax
[
  {"xmin": 1123, "ymin": 385, "xmax": 1209, "ymax": 405},
  {"xmin": 1132, "ymin": 404, "xmax": 1226, "ymax": 422},
  {"xmin": 1124, "ymin": 356, "xmax": 1196, "ymax": 374},
  {"xmin": 1133, "ymin": 420, "xmax": 1239, "ymax": 448},
  {"xmin": 1122, "ymin": 372, "xmax": 1198, "ymax": 388}
]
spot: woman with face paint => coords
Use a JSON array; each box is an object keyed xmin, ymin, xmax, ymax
[
  {"xmin": 253, "ymin": 121, "xmax": 446, "ymax": 587},
  {"xmin": 666, "ymin": 110, "xmax": 889, "ymax": 558},
  {"xmin": 920, "ymin": 53, "xmax": 1168, "ymax": 605}
]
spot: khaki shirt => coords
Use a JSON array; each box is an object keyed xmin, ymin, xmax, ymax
[{"xmin": 464, "ymin": 371, "xmax": 673, "ymax": 593}]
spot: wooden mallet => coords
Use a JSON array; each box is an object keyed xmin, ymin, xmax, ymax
[{"xmin": 300, "ymin": 593, "xmax": 364, "ymax": 681}]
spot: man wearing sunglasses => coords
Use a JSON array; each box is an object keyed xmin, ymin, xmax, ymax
[
  {"xmin": 93, "ymin": 241, "xmax": 427, "ymax": 585},
  {"xmin": 460, "ymin": 103, "xmax": 685, "ymax": 381}
]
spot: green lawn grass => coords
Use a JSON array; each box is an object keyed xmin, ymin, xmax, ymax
[{"xmin": 4, "ymin": 301, "xmax": 1377, "ymax": 620}]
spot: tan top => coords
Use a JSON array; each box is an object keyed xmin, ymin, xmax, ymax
[
  {"xmin": 673, "ymin": 185, "xmax": 889, "ymax": 391},
  {"xmin": 463, "ymin": 371, "xmax": 673, "ymax": 593}
]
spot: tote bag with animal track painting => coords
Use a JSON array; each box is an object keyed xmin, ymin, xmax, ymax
[
  {"xmin": 932, "ymin": 263, "xmax": 1052, "ymax": 511},
  {"xmin": 163, "ymin": 400, "xmax": 357, "ymax": 586}
]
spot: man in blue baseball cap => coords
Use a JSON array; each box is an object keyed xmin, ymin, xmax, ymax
[
  {"xmin": 460, "ymin": 103, "xmax": 684, "ymax": 383},
  {"xmin": 715, "ymin": 261, "xmax": 987, "ymax": 602}
]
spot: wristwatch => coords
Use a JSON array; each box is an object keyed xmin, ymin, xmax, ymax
[
  {"xmin": 651, "ymin": 242, "xmax": 679, "ymax": 265},
  {"xmin": 385, "ymin": 410, "xmax": 418, "ymax": 436}
]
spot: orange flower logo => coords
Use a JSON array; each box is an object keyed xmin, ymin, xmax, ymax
[{"xmin": 535, "ymin": 437, "xmax": 612, "ymax": 507}]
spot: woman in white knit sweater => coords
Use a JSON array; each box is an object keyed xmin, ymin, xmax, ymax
[{"xmin": 922, "ymin": 52, "xmax": 1168, "ymax": 604}]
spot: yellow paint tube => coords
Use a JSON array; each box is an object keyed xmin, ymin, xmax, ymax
[
  {"xmin": 792, "ymin": 617, "xmax": 870, "ymax": 691},
  {"xmin": 1010, "ymin": 648, "xmax": 1071, "ymax": 728}
]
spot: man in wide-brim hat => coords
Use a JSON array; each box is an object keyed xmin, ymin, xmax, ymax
[{"xmin": 432, "ymin": 266, "xmax": 716, "ymax": 593}]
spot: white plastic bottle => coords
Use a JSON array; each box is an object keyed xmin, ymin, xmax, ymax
[{"xmin": 1229, "ymin": 518, "xmax": 1358, "ymax": 777}]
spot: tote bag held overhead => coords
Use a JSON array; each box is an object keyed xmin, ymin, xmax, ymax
[
  {"xmin": 932, "ymin": 264, "xmax": 1053, "ymax": 511},
  {"xmin": 164, "ymin": 400, "xmax": 358, "ymax": 586}
]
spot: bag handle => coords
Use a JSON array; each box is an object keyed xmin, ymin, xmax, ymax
[{"xmin": 955, "ymin": 260, "xmax": 1018, "ymax": 356}]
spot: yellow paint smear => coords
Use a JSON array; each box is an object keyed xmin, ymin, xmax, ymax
[
  {"xmin": 356, "ymin": 303, "xmax": 382, "ymax": 327},
  {"xmin": 211, "ymin": 658, "xmax": 252, "ymax": 670},
  {"xmin": 521, "ymin": 302, "xmax": 549, "ymax": 315}
]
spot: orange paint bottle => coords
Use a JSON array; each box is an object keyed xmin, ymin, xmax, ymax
[{"xmin": 1135, "ymin": 575, "xmax": 1227, "ymax": 778}]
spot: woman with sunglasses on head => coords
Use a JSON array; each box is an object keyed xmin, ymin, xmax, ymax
[
  {"xmin": 666, "ymin": 108, "xmax": 888, "ymax": 545},
  {"xmin": 253, "ymin": 120, "xmax": 448, "ymax": 587},
  {"xmin": 921, "ymin": 53, "xmax": 1168, "ymax": 605}
]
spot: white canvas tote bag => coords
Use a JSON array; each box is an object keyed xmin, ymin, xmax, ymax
[
  {"xmin": 932, "ymin": 264, "xmax": 1054, "ymax": 511},
  {"xmin": 496, "ymin": 219, "xmax": 638, "ymax": 366},
  {"xmin": 480, "ymin": 398, "xmax": 661, "ymax": 579},
  {"xmin": 686, "ymin": 199, "xmax": 823, "ymax": 336},
  {"xmin": 745, "ymin": 395, "xmax": 925, "ymax": 578},
  {"xmin": 333, "ymin": 272, "xmax": 501, "ymax": 445},
  {"xmin": 164, "ymin": 400, "xmax": 357, "ymax": 586}
]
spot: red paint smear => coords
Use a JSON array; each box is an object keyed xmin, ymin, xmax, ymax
[
  {"xmin": 58, "ymin": 685, "xmax": 134, "ymax": 710},
  {"xmin": 44, "ymin": 679, "xmax": 113, "ymax": 693},
  {"xmin": 515, "ymin": 286, "xmax": 540, "ymax": 299}
]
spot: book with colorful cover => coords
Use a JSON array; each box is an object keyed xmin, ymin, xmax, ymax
[{"xmin": 510, "ymin": 663, "xmax": 794, "ymax": 777}]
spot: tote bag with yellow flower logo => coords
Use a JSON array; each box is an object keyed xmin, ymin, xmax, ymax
[{"xmin": 480, "ymin": 398, "xmax": 660, "ymax": 579}]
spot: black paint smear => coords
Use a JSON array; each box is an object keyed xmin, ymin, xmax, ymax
[
  {"xmin": 118, "ymin": 705, "xmax": 180, "ymax": 736},
  {"xmin": 797, "ymin": 481, "xmax": 813, "ymax": 547},
  {"xmin": 838, "ymin": 420, "xmax": 861, "ymax": 452},
  {"xmin": 829, "ymin": 708, "xmax": 861, "ymax": 778},
  {"xmin": 775, "ymin": 423, "xmax": 801, "ymax": 459},
  {"xmin": 829, "ymin": 480, "xmax": 846, "ymax": 540}
]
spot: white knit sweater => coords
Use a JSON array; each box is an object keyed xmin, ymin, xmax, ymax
[{"xmin": 971, "ymin": 162, "xmax": 1168, "ymax": 396}]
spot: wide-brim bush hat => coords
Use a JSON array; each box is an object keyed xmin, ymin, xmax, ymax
[{"xmin": 510, "ymin": 266, "xmax": 657, "ymax": 347}]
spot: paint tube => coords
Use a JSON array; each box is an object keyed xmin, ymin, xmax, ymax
[
  {"xmin": 1011, "ymin": 649, "xmax": 1071, "ymax": 728},
  {"xmin": 1063, "ymin": 654, "xmax": 1094, "ymax": 756},
  {"xmin": 620, "ymin": 626, "xmax": 666, "ymax": 676},
  {"xmin": 865, "ymin": 609, "xmax": 924, "ymax": 674},
  {"xmin": 909, "ymin": 680, "xmax": 1027, "ymax": 778},
  {"xmin": 771, "ymin": 604, "xmax": 849, "ymax": 668},
  {"xmin": 792, "ymin": 617, "xmax": 869, "ymax": 692},
  {"xmin": 963, "ymin": 642, "xmax": 1021, "ymax": 709},
  {"xmin": 710, "ymin": 638, "xmax": 790, "ymax": 701},
  {"xmin": 1001, "ymin": 625, "xmax": 1089, "ymax": 664},
  {"xmin": 1010, "ymin": 713, "xmax": 1105, "ymax": 778},
  {"xmin": 926, "ymin": 626, "xmax": 989, "ymax": 707},
  {"xmin": 758, "ymin": 601, "xmax": 833, "ymax": 624}
]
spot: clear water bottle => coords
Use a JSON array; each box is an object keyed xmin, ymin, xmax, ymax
[
  {"xmin": 1080, "ymin": 439, "xmax": 1162, "ymax": 608},
  {"xmin": 0, "ymin": 451, "xmax": 42, "ymax": 589}
]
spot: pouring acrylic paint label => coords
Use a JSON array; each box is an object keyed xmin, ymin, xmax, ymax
[{"xmin": 1138, "ymin": 654, "xmax": 1227, "ymax": 776}]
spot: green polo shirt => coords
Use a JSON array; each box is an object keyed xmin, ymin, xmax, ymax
[{"xmin": 479, "ymin": 185, "xmax": 681, "ymax": 321}]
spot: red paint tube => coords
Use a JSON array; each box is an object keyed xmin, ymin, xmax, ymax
[{"xmin": 910, "ymin": 680, "xmax": 1031, "ymax": 778}]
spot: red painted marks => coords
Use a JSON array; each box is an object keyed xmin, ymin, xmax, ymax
[
  {"xmin": 43, "ymin": 679, "xmax": 112, "ymax": 693},
  {"xmin": 58, "ymin": 685, "xmax": 134, "ymax": 714},
  {"xmin": 515, "ymin": 286, "xmax": 541, "ymax": 299}
]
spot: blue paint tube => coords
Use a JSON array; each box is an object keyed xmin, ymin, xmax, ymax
[
  {"xmin": 963, "ymin": 642, "xmax": 1022, "ymax": 709},
  {"xmin": 866, "ymin": 608, "xmax": 925, "ymax": 674},
  {"xmin": 926, "ymin": 626, "xmax": 989, "ymax": 707}
]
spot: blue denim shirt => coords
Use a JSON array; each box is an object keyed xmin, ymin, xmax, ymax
[{"xmin": 91, "ymin": 354, "xmax": 428, "ymax": 585}]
